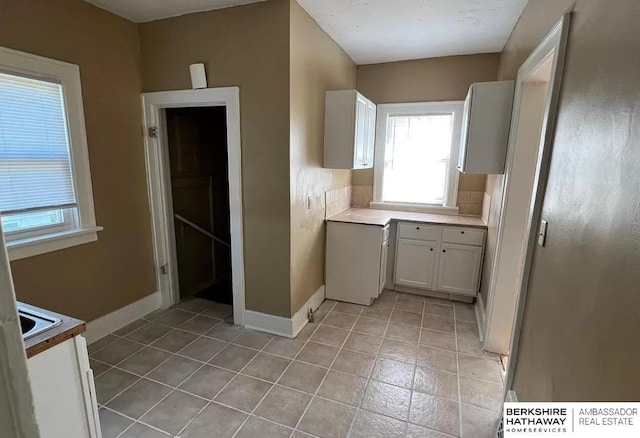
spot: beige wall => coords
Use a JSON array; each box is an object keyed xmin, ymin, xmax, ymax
[
  {"xmin": 289, "ymin": 0, "xmax": 356, "ymax": 314},
  {"xmin": 504, "ymin": 0, "xmax": 640, "ymax": 400},
  {"xmin": 353, "ymin": 54, "xmax": 500, "ymax": 207},
  {"xmin": 139, "ymin": 0, "xmax": 293, "ymax": 317},
  {"xmin": 0, "ymin": 0, "xmax": 156, "ymax": 321}
]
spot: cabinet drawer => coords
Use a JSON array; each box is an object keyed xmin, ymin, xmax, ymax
[
  {"xmin": 442, "ymin": 227, "xmax": 485, "ymax": 246},
  {"xmin": 397, "ymin": 223, "xmax": 441, "ymax": 242}
]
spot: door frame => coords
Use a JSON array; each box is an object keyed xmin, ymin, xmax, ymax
[
  {"xmin": 141, "ymin": 87, "xmax": 245, "ymax": 326},
  {"xmin": 483, "ymin": 14, "xmax": 570, "ymax": 391}
]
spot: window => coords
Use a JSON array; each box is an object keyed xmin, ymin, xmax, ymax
[
  {"xmin": 372, "ymin": 102, "xmax": 463, "ymax": 212},
  {"xmin": 0, "ymin": 46, "xmax": 101, "ymax": 260}
]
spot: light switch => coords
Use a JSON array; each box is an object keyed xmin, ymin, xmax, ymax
[{"xmin": 538, "ymin": 220, "xmax": 548, "ymax": 246}]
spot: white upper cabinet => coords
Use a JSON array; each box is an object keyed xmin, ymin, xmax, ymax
[
  {"xmin": 324, "ymin": 90, "xmax": 376, "ymax": 169},
  {"xmin": 458, "ymin": 81, "xmax": 515, "ymax": 174}
]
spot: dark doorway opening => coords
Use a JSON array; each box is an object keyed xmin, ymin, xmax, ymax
[{"xmin": 165, "ymin": 106, "xmax": 232, "ymax": 306}]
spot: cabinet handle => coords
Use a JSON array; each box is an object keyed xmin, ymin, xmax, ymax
[
  {"xmin": 430, "ymin": 248, "xmax": 433, "ymax": 251},
  {"xmin": 461, "ymin": 231, "xmax": 465, "ymax": 234},
  {"xmin": 442, "ymin": 249, "xmax": 446, "ymax": 253},
  {"xmin": 416, "ymin": 227, "xmax": 420, "ymax": 230}
]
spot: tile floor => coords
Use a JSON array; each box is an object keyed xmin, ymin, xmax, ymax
[{"xmin": 92, "ymin": 291, "xmax": 504, "ymax": 438}]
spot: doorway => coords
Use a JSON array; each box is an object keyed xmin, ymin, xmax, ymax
[
  {"xmin": 482, "ymin": 14, "xmax": 570, "ymax": 377},
  {"xmin": 141, "ymin": 87, "xmax": 245, "ymax": 326},
  {"xmin": 166, "ymin": 107, "xmax": 232, "ymax": 306}
]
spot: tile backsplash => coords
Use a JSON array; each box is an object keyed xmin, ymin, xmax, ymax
[
  {"xmin": 325, "ymin": 186, "xmax": 352, "ymax": 218},
  {"xmin": 352, "ymin": 185, "xmax": 373, "ymax": 208},
  {"xmin": 457, "ymin": 190, "xmax": 484, "ymax": 216},
  {"xmin": 349, "ymin": 185, "xmax": 485, "ymax": 217}
]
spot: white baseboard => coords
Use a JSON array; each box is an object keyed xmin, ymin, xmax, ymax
[
  {"xmin": 292, "ymin": 285, "xmax": 325, "ymax": 337},
  {"xmin": 243, "ymin": 285, "xmax": 325, "ymax": 339},
  {"xmin": 475, "ymin": 293, "xmax": 487, "ymax": 343},
  {"xmin": 85, "ymin": 291, "xmax": 162, "ymax": 344},
  {"xmin": 243, "ymin": 310, "xmax": 294, "ymax": 338}
]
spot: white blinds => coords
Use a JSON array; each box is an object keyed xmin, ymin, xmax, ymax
[{"xmin": 0, "ymin": 71, "xmax": 77, "ymax": 214}]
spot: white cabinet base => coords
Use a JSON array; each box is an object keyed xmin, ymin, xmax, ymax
[
  {"xmin": 28, "ymin": 336, "xmax": 100, "ymax": 438},
  {"xmin": 393, "ymin": 284, "xmax": 475, "ymax": 304},
  {"xmin": 393, "ymin": 222, "xmax": 486, "ymax": 301},
  {"xmin": 326, "ymin": 222, "xmax": 386, "ymax": 305}
]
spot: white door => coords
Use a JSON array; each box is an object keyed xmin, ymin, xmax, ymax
[
  {"xmin": 353, "ymin": 94, "xmax": 368, "ymax": 168},
  {"xmin": 436, "ymin": 243, "xmax": 483, "ymax": 296},
  {"xmin": 395, "ymin": 238, "xmax": 438, "ymax": 290}
]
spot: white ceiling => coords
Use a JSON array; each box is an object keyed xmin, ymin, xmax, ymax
[
  {"xmin": 296, "ymin": 0, "xmax": 528, "ymax": 64},
  {"xmin": 84, "ymin": 0, "xmax": 268, "ymax": 23},
  {"xmin": 84, "ymin": 0, "xmax": 527, "ymax": 65}
]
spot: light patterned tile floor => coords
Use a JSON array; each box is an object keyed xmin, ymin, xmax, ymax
[{"xmin": 93, "ymin": 292, "xmax": 503, "ymax": 438}]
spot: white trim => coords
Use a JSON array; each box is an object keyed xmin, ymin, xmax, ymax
[
  {"xmin": 373, "ymin": 101, "xmax": 463, "ymax": 208},
  {"xmin": 244, "ymin": 286, "xmax": 325, "ymax": 338},
  {"xmin": 0, "ymin": 46, "xmax": 100, "ymax": 259},
  {"xmin": 141, "ymin": 87, "xmax": 245, "ymax": 326},
  {"xmin": 474, "ymin": 292, "xmax": 487, "ymax": 343},
  {"xmin": 7, "ymin": 226, "xmax": 102, "ymax": 261},
  {"xmin": 73, "ymin": 336, "xmax": 101, "ymax": 438},
  {"xmin": 292, "ymin": 285, "xmax": 325, "ymax": 337},
  {"xmin": 243, "ymin": 310, "xmax": 294, "ymax": 338},
  {"xmin": 369, "ymin": 202, "xmax": 459, "ymax": 215},
  {"xmin": 85, "ymin": 291, "xmax": 162, "ymax": 344}
]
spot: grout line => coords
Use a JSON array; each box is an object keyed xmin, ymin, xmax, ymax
[
  {"xmin": 107, "ymin": 309, "xmax": 234, "ymax": 437},
  {"xmin": 177, "ymin": 330, "xmax": 281, "ymax": 437},
  {"xmin": 116, "ymin": 326, "xmax": 245, "ymax": 437},
  {"xmin": 97, "ymin": 297, "xmax": 494, "ymax": 437},
  {"xmin": 455, "ymin": 305, "xmax": 464, "ymax": 438},
  {"xmin": 404, "ymin": 295, "xmax": 425, "ymax": 435},
  {"xmin": 228, "ymin": 306, "xmax": 330, "ymax": 438},
  {"xmin": 281, "ymin": 301, "xmax": 344, "ymax": 437},
  {"xmin": 111, "ymin": 348, "xmax": 212, "ymax": 436},
  {"xmin": 344, "ymin": 291, "xmax": 398, "ymax": 437}
]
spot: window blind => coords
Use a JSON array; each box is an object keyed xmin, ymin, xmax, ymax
[{"xmin": 0, "ymin": 71, "xmax": 77, "ymax": 214}]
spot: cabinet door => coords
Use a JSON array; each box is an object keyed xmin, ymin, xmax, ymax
[
  {"xmin": 394, "ymin": 238, "xmax": 438, "ymax": 290},
  {"xmin": 353, "ymin": 95, "xmax": 368, "ymax": 169},
  {"xmin": 436, "ymin": 243, "xmax": 483, "ymax": 296},
  {"xmin": 363, "ymin": 101, "xmax": 376, "ymax": 168}
]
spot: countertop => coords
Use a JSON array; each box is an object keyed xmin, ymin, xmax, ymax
[
  {"xmin": 20, "ymin": 302, "xmax": 86, "ymax": 358},
  {"xmin": 326, "ymin": 208, "xmax": 487, "ymax": 229}
]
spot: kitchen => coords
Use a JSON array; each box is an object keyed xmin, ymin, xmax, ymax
[{"xmin": 2, "ymin": 0, "xmax": 638, "ymax": 437}]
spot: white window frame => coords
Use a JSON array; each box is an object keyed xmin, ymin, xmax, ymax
[
  {"xmin": 372, "ymin": 101, "xmax": 464, "ymax": 214},
  {"xmin": 0, "ymin": 46, "xmax": 101, "ymax": 260}
]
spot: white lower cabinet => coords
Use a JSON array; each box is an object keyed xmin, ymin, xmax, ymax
[
  {"xmin": 325, "ymin": 220, "xmax": 486, "ymax": 305},
  {"xmin": 28, "ymin": 336, "xmax": 101, "ymax": 438},
  {"xmin": 436, "ymin": 243, "xmax": 484, "ymax": 296},
  {"xmin": 326, "ymin": 221, "xmax": 388, "ymax": 305},
  {"xmin": 394, "ymin": 223, "xmax": 486, "ymax": 298},
  {"xmin": 395, "ymin": 238, "xmax": 438, "ymax": 290}
]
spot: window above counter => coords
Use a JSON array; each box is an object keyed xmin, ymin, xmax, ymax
[{"xmin": 371, "ymin": 101, "xmax": 463, "ymax": 214}]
